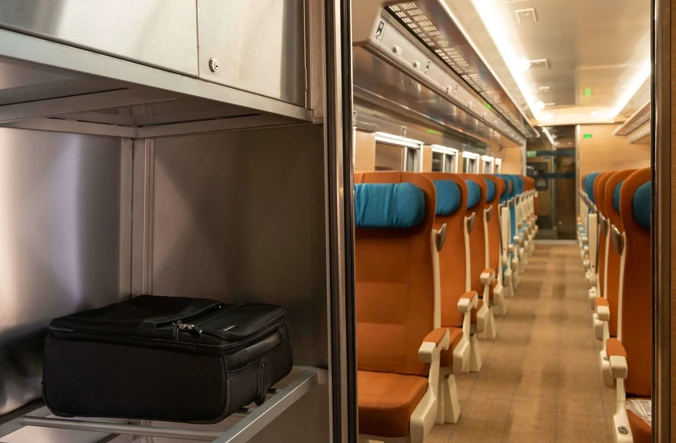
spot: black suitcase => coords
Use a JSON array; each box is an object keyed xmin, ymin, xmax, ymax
[{"xmin": 43, "ymin": 295, "xmax": 293, "ymax": 423}]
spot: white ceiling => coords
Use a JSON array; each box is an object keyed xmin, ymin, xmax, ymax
[{"xmin": 443, "ymin": 0, "xmax": 651, "ymax": 126}]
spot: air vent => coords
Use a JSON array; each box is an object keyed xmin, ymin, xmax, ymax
[
  {"xmin": 529, "ymin": 59, "xmax": 549, "ymax": 70},
  {"xmin": 538, "ymin": 86, "xmax": 551, "ymax": 93},
  {"xmin": 386, "ymin": 3, "xmax": 530, "ymax": 136},
  {"xmin": 515, "ymin": 8, "xmax": 537, "ymax": 24}
]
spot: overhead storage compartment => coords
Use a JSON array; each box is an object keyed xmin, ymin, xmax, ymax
[
  {"xmin": 613, "ymin": 101, "xmax": 651, "ymax": 145},
  {"xmin": 352, "ymin": 0, "xmax": 537, "ymax": 148}
]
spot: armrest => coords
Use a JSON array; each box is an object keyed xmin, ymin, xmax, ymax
[
  {"xmin": 480, "ymin": 269, "xmax": 495, "ymax": 284},
  {"xmin": 594, "ymin": 298, "xmax": 610, "ymax": 321},
  {"xmin": 418, "ymin": 328, "xmax": 451, "ymax": 363},
  {"xmin": 457, "ymin": 291, "xmax": 478, "ymax": 313},
  {"xmin": 607, "ymin": 338, "xmax": 628, "ymax": 379}
]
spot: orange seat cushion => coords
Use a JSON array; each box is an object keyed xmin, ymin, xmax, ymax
[
  {"xmin": 358, "ymin": 370, "xmax": 428, "ymax": 438},
  {"xmin": 627, "ymin": 408, "xmax": 651, "ymax": 443},
  {"xmin": 440, "ymin": 327, "xmax": 464, "ymax": 367}
]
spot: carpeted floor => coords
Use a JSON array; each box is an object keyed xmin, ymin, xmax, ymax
[{"xmin": 425, "ymin": 243, "xmax": 616, "ymax": 443}]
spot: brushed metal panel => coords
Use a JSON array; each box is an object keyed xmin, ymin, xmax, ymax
[
  {"xmin": 197, "ymin": 0, "xmax": 306, "ymax": 106},
  {"xmin": 0, "ymin": 0, "xmax": 198, "ymax": 75},
  {"xmin": 151, "ymin": 125, "xmax": 327, "ymax": 367},
  {"xmin": 0, "ymin": 129, "xmax": 130, "ymax": 418}
]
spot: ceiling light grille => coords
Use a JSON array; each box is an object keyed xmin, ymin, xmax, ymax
[{"xmin": 387, "ymin": 3, "xmax": 527, "ymax": 134}]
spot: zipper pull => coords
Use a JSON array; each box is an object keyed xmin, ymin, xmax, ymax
[{"xmin": 176, "ymin": 320, "xmax": 202, "ymax": 335}]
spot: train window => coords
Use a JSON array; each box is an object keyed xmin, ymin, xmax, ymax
[
  {"xmin": 374, "ymin": 132, "xmax": 422, "ymax": 171},
  {"xmin": 481, "ymin": 155, "xmax": 494, "ymax": 174},
  {"xmin": 431, "ymin": 145, "xmax": 459, "ymax": 172},
  {"xmin": 495, "ymin": 158, "xmax": 502, "ymax": 174},
  {"xmin": 462, "ymin": 152, "xmax": 479, "ymax": 173},
  {"xmin": 432, "ymin": 151, "xmax": 443, "ymax": 172}
]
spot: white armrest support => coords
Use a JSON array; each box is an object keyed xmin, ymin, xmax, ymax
[
  {"xmin": 418, "ymin": 328, "xmax": 451, "ymax": 363},
  {"xmin": 609, "ymin": 356, "xmax": 628, "ymax": 379},
  {"xmin": 596, "ymin": 305, "xmax": 610, "ymax": 322},
  {"xmin": 607, "ymin": 338, "xmax": 628, "ymax": 379},
  {"xmin": 480, "ymin": 270, "xmax": 495, "ymax": 285},
  {"xmin": 457, "ymin": 291, "xmax": 478, "ymax": 313}
]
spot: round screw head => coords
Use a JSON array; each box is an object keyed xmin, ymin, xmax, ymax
[{"xmin": 209, "ymin": 57, "xmax": 219, "ymax": 73}]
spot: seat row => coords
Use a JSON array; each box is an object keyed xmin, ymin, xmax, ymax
[
  {"xmin": 353, "ymin": 171, "xmax": 537, "ymax": 443},
  {"xmin": 578, "ymin": 169, "xmax": 651, "ymax": 443}
]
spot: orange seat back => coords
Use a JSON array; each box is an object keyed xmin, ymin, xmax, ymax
[
  {"xmin": 354, "ymin": 172, "xmax": 436, "ymax": 377},
  {"xmin": 594, "ymin": 172, "xmax": 613, "ymax": 296},
  {"xmin": 619, "ymin": 168, "xmax": 651, "ymax": 398},
  {"xmin": 422, "ymin": 172, "xmax": 468, "ymax": 329},
  {"xmin": 603, "ymin": 169, "xmax": 635, "ymax": 337},
  {"xmin": 460, "ymin": 174, "xmax": 487, "ymax": 294},
  {"xmin": 483, "ymin": 175, "xmax": 505, "ymax": 274}
]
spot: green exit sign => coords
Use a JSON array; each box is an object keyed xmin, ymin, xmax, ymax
[
  {"xmin": 526, "ymin": 151, "xmax": 537, "ymax": 158},
  {"xmin": 583, "ymin": 133, "xmax": 593, "ymax": 139},
  {"xmin": 584, "ymin": 88, "xmax": 592, "ymax": 97}
]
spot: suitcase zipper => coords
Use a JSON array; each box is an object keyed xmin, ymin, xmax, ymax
[
  {"xmin": 156, "ymin": 303, "xmax": 231, "ymax": 329},
  {"xmin": 176, "ymin": 320, "xmax": 202, "ymax": 335}
]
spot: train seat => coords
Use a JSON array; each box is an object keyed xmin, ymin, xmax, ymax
[
  {"xmin": 588, "ymin": 172, "xmax": 613, "ymax": 298},
  {"xmin": 354, "ymin": 172, "xmax": 451, "ymax": 443},
  {"xmin": 511, "ymin": 175, "xmax": 528, "ymax": 269},
  {"xmin": 423, "ymin": 172, "xmax": 479, "ymax": 423},
  {"xmin": 594, "ymin": 169, "xmax": 635, "ymax": 388},
  {"xmin": 483, "ymin": 175, "xmax": 507, "ymax": 316},
  {"xmin": 496, "ymin": 174, "xmax": 521, "ymax": 291},
  {"xmin": 461, "ymin": 175, "xmax": 496, "ymax": 345},
  {"xmin": 496, "ymin": 176, "xmax": 514, "ymax": 300},
  {"xmin": 581, "ymin": 172, "xmax": 601, "ymax": 267},
  {"xmin": 519, "ymin": 175, "xmax": 536, "ymax": 257},
  {"xmin": 609, "ymin": 168, "xmax": 651, "ymax": 443}
]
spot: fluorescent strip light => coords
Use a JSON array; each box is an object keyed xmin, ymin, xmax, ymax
[
  {"xmin": 471, "ymin": 0, "xmax": 542, "ymax": 120},
  {"xmin": 374, "ymin": 132, "xmax": 423, "ymax": 149},
  {"xmin": 541, "ymin": 127, "xmax": 556, "ymax": 146}
]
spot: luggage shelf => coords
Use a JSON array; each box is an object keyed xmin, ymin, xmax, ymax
[{"xmin": 18, "ymin": 368, "xmax": 321, "ymax": 442}]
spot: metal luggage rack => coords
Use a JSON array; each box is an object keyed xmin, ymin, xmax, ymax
[{"xmin": 0, "ymin": 368, "xmax": 322, "ymax": 442}]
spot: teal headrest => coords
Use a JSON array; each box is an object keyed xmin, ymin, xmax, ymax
[
  {"xmin": 433, "ymin": 180, "xmax": 462, "ymax": 216},
  {"xmin": 466, "ymin": 181, "xmax": 481, "ymax": 209},
  {"xmin": 512, "ymin": 175, "xmax": 524, "ymax": 194},
  {"xmin": 586, "ymin": 173, "xmax": 601, "ymax": 203},
  {"xmin": 633, "ymin": 182, "xmax": 651, "ymax": 229},
  {"xmin": 613, "ymin": 181, "xmax": 623, "ymax": 213},
  {"xmin": 354, "ymin": 183, "xmax": 425, "ymax": 228},
  {"xmin": 485, "ymin": 179, "xmax": 496, "ymax": 202},
  {"xmin": 496, "ymin": 174, "xmax": 513, "ymax": 200}
]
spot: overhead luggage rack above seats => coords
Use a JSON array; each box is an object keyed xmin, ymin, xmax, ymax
[{"xmin": 352, "ymin": 0, "xmax": 537, "ymax": 148}]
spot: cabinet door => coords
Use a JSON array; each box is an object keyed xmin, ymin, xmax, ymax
[
  {"xmin": 197, "ymin": 0, "xmax": 306, "ymax": 107},
  {"xmin": 0, "ymin": 0, "xmax": 198, "ymax": 75}
]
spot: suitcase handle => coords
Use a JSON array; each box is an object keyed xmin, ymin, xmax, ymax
[{"xmin": 254, "ymin": 357, "xmax": 271, "ymax": 406}]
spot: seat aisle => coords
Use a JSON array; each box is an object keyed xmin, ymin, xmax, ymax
[{"xmin": 425, "ymin": 243, "xmax": 615, "ymax": 443}]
